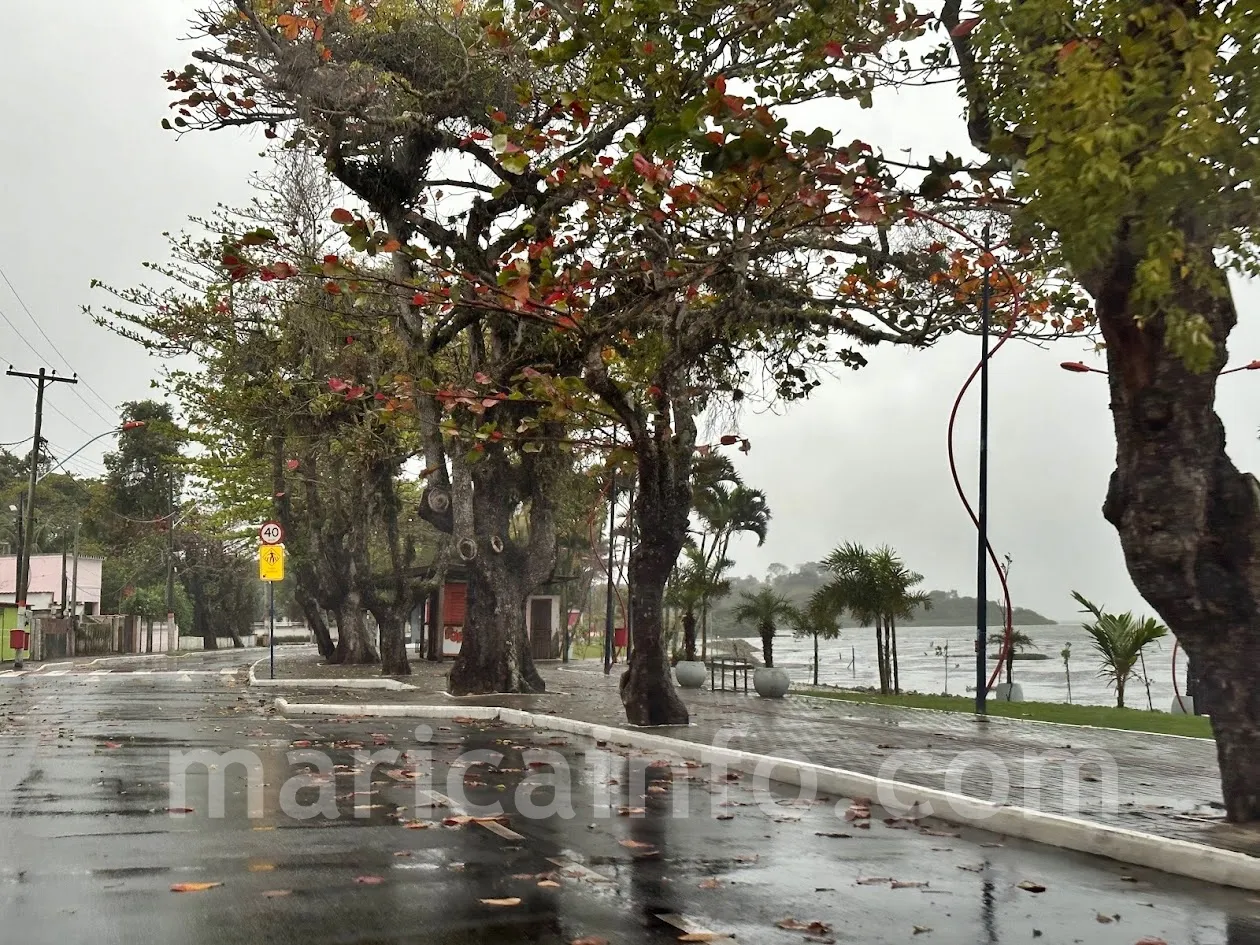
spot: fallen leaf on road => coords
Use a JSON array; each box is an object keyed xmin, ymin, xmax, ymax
[
  {"xmin": 618, "ymin": 807, "xmax": 646, "ymax": 816},
  {"xmin": 778, "ymin": 918, "xmax": 833, "ymax": 934},
  {"xmin": 262, "ymin": 890, "xmax": 292, "ymax": 898},
  {"xmin": 291, "ymin": 740, "xmax": 311, "ymax": 748},
  {"xmin": 856, "ymin": 877, "xmax": 893, "ymax": 886},
  {"xmin": 402, "ymin": 820, "xmax": 431, "ymax": 829},
  {"xmin": 620, "ymin": 839, "xmax": 655, "ymax": 849},
  {"xmin": 891, "ymin": 881, "xmax": 929, "ymax": 889},
  {"xmin": 844, "ymin": 805, "xmax": 871, "ymax": 821},
  {"xmin": 1133, "ymin": 939, "xmax": 1168, "ymax": 945},
  {"xmin": 1016, "ymin": 881, "xmax": 1047, "ymax": 893},
  {"xmin": 166, "ymin": 807, "xmax": 195, "ymax": 815},
  {"xmin": 393, "ymin": 851, "xmax": 413, "ymax": 857},
  {"xmin": 171, "ymin": 882, "xmax": 222, "ymax": 893},
  {"xmin": 957, "ymin": 864, "xmax": 984, "ymax": 873},
  {"xmin": 480, "ymin": 897, "xmax": 522, "ymax": 907},
  {"xmin": 715, "ymin": 814, "xmax": 735, "ymax": 821},
  {"xmin": 920, "ymin": 828, "xmax": 960, "ymax": 838},
  {"xmin": 733, "ymin": 854, "xmax": 759, "ymax": 864},
  {"xmin": 698, "ymin": 878, "xmax": 722, "ymax": 889},
  {"xmin": 815, "ymin": 832, "xmax": 853, "ymax": 839},
  {"xmin": 247, "ymin": 862, "xmax": 275, "ymax": 873},
  {"xmin": 1095, "ymin": 913, "xmax": 1119, "ymax": 923},
  {"xmin": 354, "ymin": 876, "xmax": 384, "ymax": 885},
  {"xmin": 678, "ymin": 934, "xmax": 725, "ymax": 942},
  {"xmin": 537, "ymin": 880, "xmax": 561, "ymax": 888},
  {"xmin": 912, "ymin": 926, "xmax": 932, "ymax": 934},
  {"xmin": 103, "ymin": 742, "xmax": 123, "ymax": 750},
  {"xmin": 570, "ymin": 938, "xmax": 608, "ymax": 945}
]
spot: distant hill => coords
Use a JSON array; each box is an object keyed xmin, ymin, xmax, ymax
[{"xmin": 705, "ymin": 563, "xmax": 1055, "ymax": 638}]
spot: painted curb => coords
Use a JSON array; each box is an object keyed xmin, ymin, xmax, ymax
[
  {"xmin": 249, "ymin": 659, "xmax": 416, "ymax": 691},
  {"xmin": 271, "ymin": 697, "xmax": 1260, "ymax": 892}
]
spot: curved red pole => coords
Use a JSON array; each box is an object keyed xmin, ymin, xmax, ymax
[{"xmin": 906, "ymin": 209, "xmax": 1019, "ymax": 696}]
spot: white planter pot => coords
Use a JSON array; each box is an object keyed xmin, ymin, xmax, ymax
[
  {"xmin": 991, "ymin": 682, "xmax": 1024, "ymax": 703},
  {"xmin": 674, "ymin": 661, "xmax": 707, "ymax": 689},
  {"xmin": 1170, "ymin": 695, "xmax": 1196, "ymax": 715},
  {"xmin": 753, "ymin": 667, "xmax": 790, "ymax": 699}
]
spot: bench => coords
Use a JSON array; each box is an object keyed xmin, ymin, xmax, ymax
[{"xmin": 710, "ymin": 656, "xmax": 755, "ymax": 693}]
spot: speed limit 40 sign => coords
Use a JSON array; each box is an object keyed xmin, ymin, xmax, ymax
[{"xmin": 259, "ymin": 520, "xmax": 285, "ymax": 545}]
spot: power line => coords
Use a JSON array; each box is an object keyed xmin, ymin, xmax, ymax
[{"xmin": 0, "ymin": 265, "xmax": 118, "ymax": 423}]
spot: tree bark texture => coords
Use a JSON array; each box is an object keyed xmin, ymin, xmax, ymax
[{"xmin": 1096, "ymin": 252, "xmax": 1260, "ymax": 822}]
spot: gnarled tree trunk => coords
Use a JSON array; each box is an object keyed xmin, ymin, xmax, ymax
[
  {"xmin": 617, "ymin": 435, "xmax": 692, "ymax": 727},
  {"xmin": 445, "ymin": 444, "xmax": 552, "ymax": 695},
  {"xmin": 334, "ymin": 584, "xmax": 378, "ymax": 665},
  {"xmin": 295, "ymin": 582, "xmax": 336, "ymax": 659},
  {"xmin": 1098, "ymin": 254, "xmax": 1260, "ymax": 822},
  {"xmin": 450, "ymin": 564, "xmax": 543, "ymax": 693}
]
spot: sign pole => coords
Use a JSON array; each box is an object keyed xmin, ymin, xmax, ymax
[{"xmin": 269, "ymin": 580, "xmax": 275, "ymax": 680}]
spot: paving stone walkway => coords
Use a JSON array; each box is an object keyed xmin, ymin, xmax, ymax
[{"xmin": 269, "ymin": 649, "xmax": 1259, "ymax": 856}]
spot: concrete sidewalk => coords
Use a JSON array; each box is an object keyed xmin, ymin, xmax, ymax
[{"xmin": 263, "ymin": 650, "xmax": 1257, "ymax": 858}]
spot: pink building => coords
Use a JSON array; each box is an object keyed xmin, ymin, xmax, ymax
[{"xmin": 0, "ymin": 554, "xmax": 103, "ymax": 614}]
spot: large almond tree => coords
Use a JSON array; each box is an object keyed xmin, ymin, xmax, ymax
[{"xmin": 921, "ymin": 0, "xmax": 1260, "ymax": 821}]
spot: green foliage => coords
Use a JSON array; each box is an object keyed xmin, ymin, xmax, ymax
[
  {"xmin": 1071, "ymin": 590, "xmax": 1168, "ymax": 709},
  {"xmin": 989, "ymin": 628, "xmax": 1038, "ymax": 653},
  {"xmin": 968, "ymin": 0, "xmax": 1260, "ymax": 367},
  {"xmin": 731, "ymin": 588, "xmax": 796, "ymax": 667}
]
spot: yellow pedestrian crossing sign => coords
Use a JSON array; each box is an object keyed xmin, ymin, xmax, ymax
[{"xmin": 259, "ymin": 544, "xmax": 285, "ymax": 582}]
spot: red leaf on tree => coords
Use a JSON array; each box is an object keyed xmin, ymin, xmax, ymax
[
  {"xmin": 412, "ymin": 292, "xmax": 429, "ymax": 306},
  {"xmin": 719, "ymin": 434, "xmax": 739, "ymax": 445},
  {"xmin": 712, "ymin": 74, "xmax": 727, "ymax": 95},
  {"xmin": 345, "ymin": 385, "xmax": 366, "ymax": 400},
  {"xmin": 348, "ymin": 5, "xmax": 368, "ymax": 23},
  {"xmin": 474, "ymin": 372, "xmax": 491, "ymax": 384},
  {"xmin": 823, "ymin": 41, "xmax": 844, "ymax": 58},
  {"xmin": 328, "ymin": 378, "xmax": 349, "ymax": 393},
  {"xmin": 331, "ymin": 208, "xmax": 355, "ymax": 224},
  {"xmin": 491, "ymin": 110, "xmax": 507, "ymax": 122},
  {"xmin": 950, "ymin": 17, "xmax": 981, "ymax": 36},
  {"xmin": 322, "ymin": 0, "xmax": 335, "ymax": 12},
  {"xmin": 285, "ymin": 459, "xmax": 300, "ymax": 471},
  {"xmin": 642, "ymin": 41, "xmax": 655, "ymax": 54},
  {"xmin": 631, "ymin": 152, "xmax": 655, "ymax": 177},
  {"xmin": 323, "ymin": 281, "xmax": 342, "ymax": 294}
]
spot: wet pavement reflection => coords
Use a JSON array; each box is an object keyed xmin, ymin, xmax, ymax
[{"xmin": 2, "ymin": 664, "xmax": 1260, "ymax": 943}]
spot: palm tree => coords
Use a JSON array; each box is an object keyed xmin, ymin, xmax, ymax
[
  {"xmin": 732, "ymin": 588, "xmax": 796, "ymax": 668},
  {"xmin": 790, "ymin": 589, "xmax": 843, "ymax": 686},
  {"xmin": 820, "ymin": 543, "xmax": 928, "ymax": 694},
  {"xmin": 1072, "ymin": 591, "xmax": 1169, "ymax": 709},
  {"xmin": 868, "ymin": 547, "xmax": 929, "ymax": 694},
  {"xmin": 988, "ymin": 629, "xmax": 1038, "ymax": 654},
  {"xmin": 690, "ymin": 457, "xmax": 771, "ymax": 658},
  {"xmin": 666, "ymin": 544, "xmax": 730, "ymax": 662}
]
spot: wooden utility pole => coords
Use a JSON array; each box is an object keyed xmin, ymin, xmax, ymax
[
  {"xmin": 69, "ymin": 523, "xmax": 79, "ymax": 657},
  {"xmin": 7, "ymin": 367, "xmax": 78, "ymax": 668}
]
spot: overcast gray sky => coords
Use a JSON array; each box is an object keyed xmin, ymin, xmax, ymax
[{"xmin": 3, "ymin": 1, "xmax": 1257, "ymax": 622}]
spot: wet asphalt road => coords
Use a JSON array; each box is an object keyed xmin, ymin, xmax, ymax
[{"xmin": 3, "ymin": 654, "xmax": 1260, "ymax": 945}]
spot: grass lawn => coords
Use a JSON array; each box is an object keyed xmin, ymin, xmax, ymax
[
  {"xmin": 799, "ymin": 688, "xmax": 1214, "ymax": 739},
  {"xmin": 566, "ymin": 641, "xmax": 605, "ymax": 660}
]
